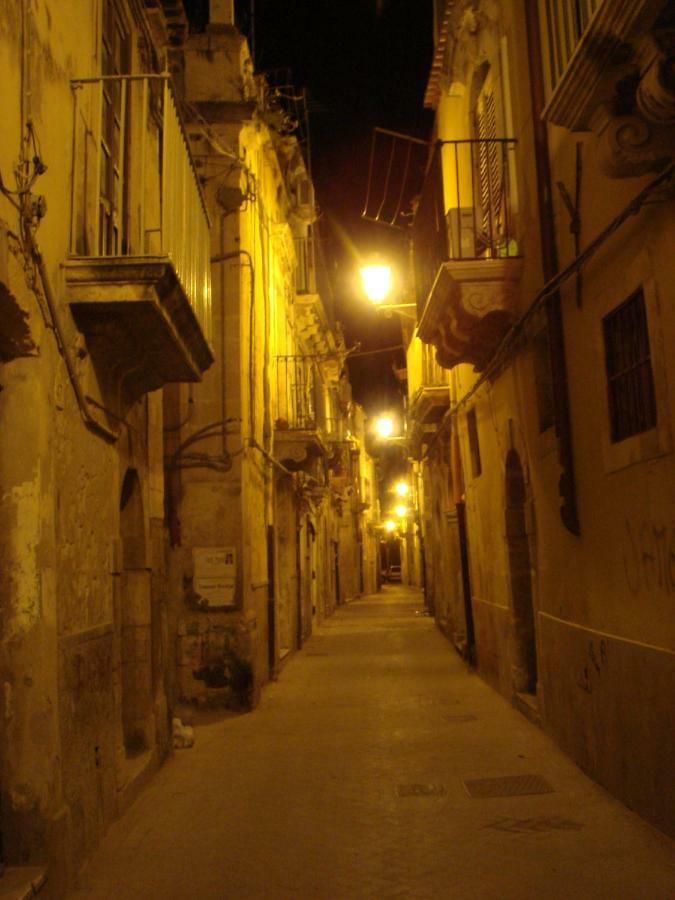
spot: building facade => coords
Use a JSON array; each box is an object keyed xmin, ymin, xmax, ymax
[
  {"xmin": 408, "ymin": 0, "xmax": 675, "ymax": 837},
  {"xmin": 0, "ymin": 0, "xmax": 375, "ymax": 891}
]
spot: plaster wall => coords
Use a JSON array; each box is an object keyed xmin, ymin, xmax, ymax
[
  {"xmin": 423, "ymin": 0, "xmax": 675, "ymax": 835},
  {"xmin": 0, "ymin": 0, "xmax": 174, "ymax": 884}
]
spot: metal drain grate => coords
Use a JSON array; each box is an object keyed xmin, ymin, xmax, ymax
[
  {"xmin": 463, "ymin": 774, "xmax": 554, "ymax": 799},
  {"xmin": 397, "ymin": 784, "xmax": 447, "ymax": 798},
  {"xmin": 483, "ymin": 815, "xmax": 582, "ymax": 833}
]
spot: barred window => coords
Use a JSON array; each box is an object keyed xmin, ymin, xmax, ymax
[{"xmin": 603, "ymin": 288, "xmax": 657, "ymax": 443}]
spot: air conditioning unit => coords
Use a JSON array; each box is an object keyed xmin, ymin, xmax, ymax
[{"xmin": 446, "ymin": 207, "xmax": 476, "ymax": 260}]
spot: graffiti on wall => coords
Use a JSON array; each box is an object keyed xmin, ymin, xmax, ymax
[
  {"xmin": 577, "ymin": 638, "xmax": 608, "ymax": 695},
  {"xmin": 622, "ymin": 520, "xmax": 675, "ymax": 596}
]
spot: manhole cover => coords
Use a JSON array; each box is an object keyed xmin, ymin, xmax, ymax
[
  {"xmin": 397, "ymin": 784, "xmax": 446, "ymax": 798},
  {"xmin": 463, "ymin": 774, "xmax": 554, "ymax": 799},
  {"xmin": 443, "ymin": 714, "xmax": 478, "ymax": 723}
]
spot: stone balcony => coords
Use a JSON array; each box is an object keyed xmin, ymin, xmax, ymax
[
  {"xmin": 417, "ymin": 258, "xmax": 523, "ymax": 371},
  {"xmin": 273, "ymin": 423, "xmax": 326, "ymax": 473},
  {"xmin": 412, "ymin": 139, "xmax": 523, "ymax": 372},
  {"xmin": 65, "ymin": 74, "xmax": 213, "ymax": 413},
  {"xmin": 543, "ymin": 0, "xmax": 675, "ymax": 177}
]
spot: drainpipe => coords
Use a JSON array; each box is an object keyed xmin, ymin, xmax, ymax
[{"xmin": 524, "ymin": 0, "xmax": 580, "ymax": 536}]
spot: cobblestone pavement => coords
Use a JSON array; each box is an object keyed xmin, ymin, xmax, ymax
[{"xmin": 70, "ymin": 587, "xmax": 675, "ymax": 899}]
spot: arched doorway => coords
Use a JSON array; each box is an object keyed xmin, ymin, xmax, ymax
[
  {"xmin": 505, "ymin": 450, "xmax": 537, "ymax": 695},
  {"xmin": 118, "ymin": 468, "xmax": 153, "ymax": 755}
]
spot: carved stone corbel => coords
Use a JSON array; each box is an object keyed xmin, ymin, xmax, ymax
[{"xmin": 593, "ymin": 108, "xmax": 675, "ymax": 178}]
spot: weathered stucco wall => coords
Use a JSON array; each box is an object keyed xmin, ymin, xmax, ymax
[{"xmin": 422, "ymin": 0, "xmax": 675, "ymax": 838}]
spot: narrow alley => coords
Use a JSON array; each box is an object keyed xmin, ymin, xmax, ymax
[{"xmin": 70, "ymin": 587, "xmax": 675, "ymax": 900}]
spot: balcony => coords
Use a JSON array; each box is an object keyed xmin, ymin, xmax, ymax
[
  {"xmin": 64, "ymin": 75, "xmax": 213, "ymax": 411},
  {"xmin": 407, "ymin": 336, "xmax": 449, "ymax": 458},
  {"xmin": 412, "ymin": 139, "xmax": 522, "ymax": 371},
  {"xmin": 274, "ymin": 355, "xmax": 326, "ymax": 470},
  {"xmin": 542, "ymin": 0, "xmax": 675, "ymax": 176},
  {"xmin": 293, "ymin": 234, "xmax": 340, "ymax": 367}
]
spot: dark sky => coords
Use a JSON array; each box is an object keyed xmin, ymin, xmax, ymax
[
  {"xmin": 250, "ymin": 0, "xmax": 433, "ymax": 415},
  {"xmin": 187, "ymin": 1, "xmax": 434, "ymax": 414}
]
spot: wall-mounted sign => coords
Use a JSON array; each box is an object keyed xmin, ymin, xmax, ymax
[{"xmin": 193, "ymin": 547, "xmax": 236, "ymax": 608}]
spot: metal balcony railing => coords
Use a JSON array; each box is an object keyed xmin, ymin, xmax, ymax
[
  {"xmin": 412, "ymin": 139, "xmax": 519, "ymax": 316},
  {"xmin": 69, "ymin": 74, "xmax": 212, "ymax": 344},
  {"xmin": 275, "ymin": 355, "xmax": 322, "ymax": 431},
  {"xmin": 407, "ymin": 337, "xmax": 447, "ymax": 402}
]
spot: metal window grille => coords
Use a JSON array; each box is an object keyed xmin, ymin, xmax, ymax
[
  {"xmin": 541, "ymin": 0, "xmax": 601, "ymax": 90},
  {"xmin": 603, "ymin": 288, "xmax": 657, "ymax": 443}
]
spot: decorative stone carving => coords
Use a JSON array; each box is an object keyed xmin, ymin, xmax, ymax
[
  {"xmin": 417, "ymin": 258, "xmax": 522, "ymax": 371},
  {"xmin": 543, "ymin": 0, "xmax": 675, "ymax": 177},
  {"xmin": 593, "ymin": 110, "xmax": 674, "ymax": 177},
  {"xmin": 637, "ymin": 53, "xmax": 675, "ymax": 124},
  {"xmin": 273, "ymin": 427, "xmax": 326, "ymax": 473}
]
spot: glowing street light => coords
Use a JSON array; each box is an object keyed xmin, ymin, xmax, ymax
[
  {"xmin": 360, "ymin": 264, "xmax": 392, "ymax": 304},
  {"xmin": 374, "ymin": 416, "xmax": 394, "ymax": 438},
  {"xmin": 394, "ymin": 481, "xmax": 409, "ymax": 497},
  {"xmin": 383, "ymin": 520, "xmax": 397, "ymax": 533},
  {"xmin": 394, "ymin": 504, "xmax": 408, "ymax": 518}
]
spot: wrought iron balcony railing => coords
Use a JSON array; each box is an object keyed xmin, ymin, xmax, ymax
[
  {"xmin": 275, "ymin": 355, "xmax": 323, "ymax": 432},
  {"xmin": 407, "ymin": 337, "xmax": 447, "ymax": 395},
  {"xmin": 68, "ymin": 74, "xmax": 212, "ymax": 345},
  {"xmin": 412, "ymin": 138, "xmax": 519, "ymax": 316}
]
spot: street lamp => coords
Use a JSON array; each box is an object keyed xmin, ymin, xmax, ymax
[
  {"xmin": 394, "ymin": 481, "xmax": 409, "ymax": 497},
  {"xmin": 360, "ymin": 264, "xmax": 392, "ymax": 304},
  {"xmin": 374, "ymin": 415, "xmax": 395, "ymax": 438},
  {"xmin": 359, "ymin": 260, "xmax": 416, "ymax": 319},
  {"xmin": 394, "ymin": 504, "xmax": 408, "ymax": 518},
  {"xmin": 383, "ymin": 519, "xmax": 397, "ymax": 533}
]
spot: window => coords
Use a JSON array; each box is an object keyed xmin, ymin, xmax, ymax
[
  {"xmin": 100, "ymin": 0, "xmax": 130, "ymax": 255},
  {"xmin": 541, "ymin": 0, "xmax": 601, "ymax": 91},
  {"xmin": 603, "ymin": 287, "xmax": 657, "ymax": 443},
  {"xmin": 466, "ymin": 408, "xmax": 482, "ymax": 478}
]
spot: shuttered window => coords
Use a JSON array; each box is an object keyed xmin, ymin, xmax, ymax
[
  {"xmin": 474, "ymin": 70, "xmax": 506, "ymax": 256},
  {"xmin": 100, "ymin": 0, "xmax": 130, "ymax": 255}
]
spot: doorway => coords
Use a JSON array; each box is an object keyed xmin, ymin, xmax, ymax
[
  {"xmin": 504, "ymin": 450, "xmax": 537, "ymax": 695},
  {"xmin": 118, "ymin": 468, "xmax": 153, "ymax": 756}
]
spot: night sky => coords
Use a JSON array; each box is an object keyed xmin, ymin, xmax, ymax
[
  {"xmin": 249, "ymin": 0, "xmax": 433, "ymax": 415},
  {"xmin": 187, "ymin": 1, "xmax": 434, "ymax": 416}
]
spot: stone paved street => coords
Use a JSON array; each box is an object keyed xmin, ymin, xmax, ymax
[{"xmin": 70, "ymin": 588, "xmax": 675, "ymax": 899}]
